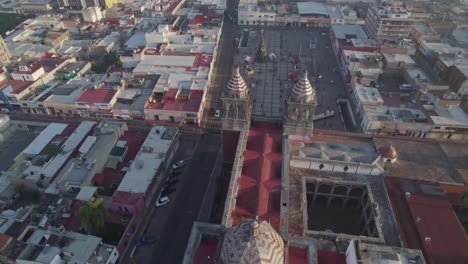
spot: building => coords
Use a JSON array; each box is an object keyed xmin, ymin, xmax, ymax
[
  {"xmin": 82, "ymin": 6, "xmax": 104, "ymax": 22},
  {"xmin": 283, "ymin": 70, "xmax": 317, "ymax": 136},
  {"xmin": 57, "ymin": 0, "xmax": 118, "ymax": 10},
  {"xmin": 13, "ymin": 228, "xmax": 118, "ymax": 264},
  {"xmin": 19, "ymin": 0, "xmax": 53, "ymax": 13},
  {"xmin": 385, "ymin": 178, "xmax": 468, "ymax": 264},
  {"xmin": 112, "ymin": 126, "xmax": 179, "ymax": 213},
  {"xmin": 221, "ymin": 65, "xmax": 251, "ymax": 131},
  {"xmin": 364, "ymin": 6, "xmax": 415, "ymax": 42},
  {"xmin": 0, "ymin": 36, "xmax": 11, "ymax": 67}
]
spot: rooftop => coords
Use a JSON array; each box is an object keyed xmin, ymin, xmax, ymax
[
  {"xmin": 428, "ymin": 105, "xmax": 468, "ymax": 126},
  {"xmin": 22, "ymin": 123, "xmax": 68, "ymax": 156},
  {"xmin": 115, "ymin": 126, "xmax": 177, "ymax": 194},
  {"xmin": 0, "ymin": 79, "xmax": 34, "ymax": 95},
  {"xmin": 40, "ymin": 121, "xmax": 96, "ymax": 181},
  {"xmin": 363, "ymin": 105, "xmax": 427, "ymax": 123},
  {"xmin": 289, "ymin": 140, "xmax": 379, "ymax": 164},
  {"xmin": 230, "ymin": 122, "xmax": 282, "ymax": 230},
  {"xmin": 407, "ymin": 194, "xmax": 468, "ymax": 264},
  {"xmin": 374, "ymin": 138, "xmax": 468, "ymax": 184},
  {"xmin": 355, "ymin": 85, "xmax": 384, "ymax": 105},
  {"xmin": 76, "ymin": 88, "xmax": 117, "ymax": 104}
]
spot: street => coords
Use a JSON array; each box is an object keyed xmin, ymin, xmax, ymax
[
  {"xmin": 201, "ymin": 0, "xmax": 239, "ymax": 128},
  {"xmin": 131, "ymin": 133, "xmax": 221, "ymax": 264}
]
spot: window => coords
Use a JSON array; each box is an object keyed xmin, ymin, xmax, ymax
[
  {"xmin": 319, "ymin": 164, "xmax": 324, "ymax": 170},
  {"xmin": 344, "ymin": 166, "xmax": 349, "ymax": 172},
  {"xmin": 154, "ymin": 115, "xmax": 159, "ymax": 120},
  {"xmin": 169, "ymin": 116, "xmax": 175, "ymax": 122}
]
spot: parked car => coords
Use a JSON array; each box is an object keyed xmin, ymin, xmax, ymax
[
  {"xmin": 215, "ymin": 109, "xmax": 221, "ymax": 118},
  {"xmin": 172, "ymin": 160, "xmax": 186, "ymax": 170},
  {"xmin": 155, "ymin": 196, "xmax": 170, "ymax": 207}
]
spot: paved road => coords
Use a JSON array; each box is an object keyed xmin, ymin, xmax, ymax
[
  {"xmin": 133, "ymin": 133, "xmax": 221, "ymax": 264},
  {"xmin": 201, "ymin": 0, "xmax": 239, "ymax": 128}
]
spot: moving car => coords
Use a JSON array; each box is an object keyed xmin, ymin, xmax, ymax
[
  {"xmin": 137, "ymin": 235, "xmax": 157, "ymax": 246},
  {"xmin": 172, "ymin": 160, "xmax": 185, "ymax": 170},
  {"xmin": 155, "ymin": 196, "xmax": 170, "ymax": 207}
]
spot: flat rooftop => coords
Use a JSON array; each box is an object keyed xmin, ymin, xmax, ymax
[
  {"xmin": 374, "ymin": 137, "xmax": 468, "ymax": 184},
  {"xmin": 290, "ymin": 140, "xmax": 379, "ymax": 164},
  {"xmin": 116, "ymin": 126, "xmax": 177, "ymax": 194},
  {"xmin": 40, "ymin": 121, "xmax": 96, "ymax": 180},
  {"xmin": 22, "ymin": 123, "xmax": 68, "ymax": 156}
]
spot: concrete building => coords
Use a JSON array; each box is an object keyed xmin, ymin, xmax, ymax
[
  {"xmin": 364, "ymin": 6, "xmax": 415, "ymax": 42},
  {"xmin": 19, "ymin": 0, "xmax": 53, "ymax": 13},
  {"xmin": 4, "ymin": 121, "xmax": 96, "ymax": 190},
  {"xmin": 112, "ymin": 126, "xmax": 179, "ymax": 213},
  {"xmin": 0, "ymin": 36, "xmax": 11, "ymax": 67},
  {"xmin": 15, "ymin": 228, "xmax": 118, "ymax": 264},
  {"xmin": 57, "ymin": 0, "xmax": 118, "ymax": 10},
  {"xmin": 82, "ymin": 6, "xmax": 104, "ymax": 22},
  {"xmin": 45, "ymin": 121, "xmax": 127, "ymax": 194}
]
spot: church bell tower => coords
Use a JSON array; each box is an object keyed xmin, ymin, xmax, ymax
[{"xmin": 283, "ymin": 70, "xmax": 317, "ymax": 136}]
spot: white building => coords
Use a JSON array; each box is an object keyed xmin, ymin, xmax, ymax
[
  {"xmin": 82, "ymin": 6, "xmax": 104, "ymax": 23},
  {"xmin": 16, "ymin": 228, "xmax": 119, "ymax": 264}
]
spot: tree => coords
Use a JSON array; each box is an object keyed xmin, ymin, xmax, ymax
[
  {"xmin": 255, "ymin": 30, "xmax": 267, "ymax": 63},
  {"xmin": 233, "ymin": 36, "xmax": 240, "ymax": 53},
  {"xmin": 78, "ymin": 197, "xmax": 106, "ymax": 235}
]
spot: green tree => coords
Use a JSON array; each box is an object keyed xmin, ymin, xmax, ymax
[
  {"xmin": 255, "ymin": 30, "xmax": 267, "ymax": 63},
  {"xmin": 78, "ymin": 197, "xmax": 106, "ymax": 235},
  {"xmin": 234, "ymin": 36, "xmax": 240, "ymax": 53}
]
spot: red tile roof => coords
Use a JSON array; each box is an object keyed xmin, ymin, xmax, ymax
[
  {"xmin": 318, "ymin": 251, "xmax": 346, "ymax": 264},
  {"xmin": 407, "ymin": 194, "xmax": 468, "ymax": 264},
  {"xmin": 76, "ymin": 88, "xmax": 116, "ymax": 103},
  {"xmin": 231, "ymin": 122, "xmax": 283, "ymax": 230},
  {"xmin": 144, "ymin": 90, "xmax": 203, "ymax": 113},
  {"xmin": 0, "ymin": 79, "xmax": 34, "ymax": 94},
  {"xmin": 0, "ymin": 234, "xmax": 12, "ymax": 251},
  {"xmin": 289, "ymin": 247, "xmax": 308, "ymax": 264},
  {"xmin": 381, "ymin": 95, "xmax": 401, "ymax": 106},
  {"xmin": 193, "ymin": 237, "xmax": 217, "ymax": 264},
  {"xmin": 385, "ymin": 177, "xmax": 468, "ymax": 264},
  {"xmin": 192, "ymin": 53, "xmax": 213, "ymax": 68},
  {"xmin": 189, "ymin": 14, "xmax": 223, "ymax": 25},
  {"xmin": 384, "ymin": 177, "xmax": 423, "ymax": 250},
  {"xmin": 14, "ymin": 53, "xmax": 68, "ymax": 74}
]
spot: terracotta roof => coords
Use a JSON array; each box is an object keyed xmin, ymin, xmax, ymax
[
  {"xmin": 0, "ymin": 234, "xmax": 12, "ymax": 251},
  {"xmin": 76, "ymin": 88, "xmax": 116, "ymax": 103},
  {"xmin": 0, "ymin": 80, "xmax": 34, "ymax": 94},
  {"xmin": 144, "ymin": 90, "xmax": 203, "ymax": 112},
  {"xmin": 406, "ymin": 194, "xmax": 468, "ymax": 264},
  {"xmin": 231, "ymin": 122, "xmax": 282, "ymax": 230},
  {"xmin": 379, "ymin": 145, "xmax": 398, "ymax": 159}
]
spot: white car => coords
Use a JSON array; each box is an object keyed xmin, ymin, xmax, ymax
[
  {"xmin": 215, "ymin": 109, "xmax": 221, "ymax": 118},
  {"xmin": 156, "ymin": 196, "xmax": 170, "ymax": 207},
  {"xmin": 172, "ymin": 160, "xmax": 185, "ymax": 170}
]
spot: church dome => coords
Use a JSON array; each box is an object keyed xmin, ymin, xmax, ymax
[
  {"xmin": 291, "ymin": 70, "xmax": 315, "ymax": 103},
  {"xmin": 219, "ymin": 219, "xmax": 284, "ymax": 264},
  {"xmin": 226, "ymin": 65, "xmax": 248, "ymax": 98},
  {"xmin": 379, "ymin": 145, "xmax": 398, "ymax": 162}
]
